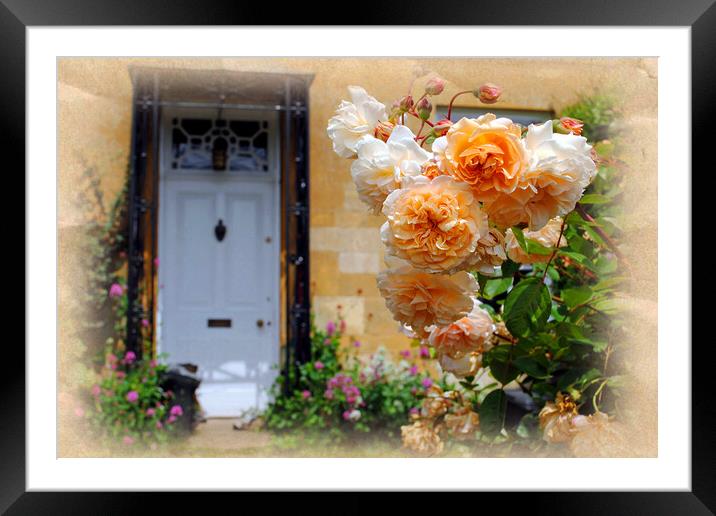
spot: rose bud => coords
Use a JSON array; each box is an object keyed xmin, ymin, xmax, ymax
[
  {"xmin": 433, "ymin": 118, "xmax": 452, "ymax": 136},
  {"xmin": 559, "ymin": 117, "xmax": 584, "ymax": 135},
  {"xmin": 416, "ymin": 97, "xmax": 433, "ymax": 121},
  {"xmin": 424, "ymin": 76, "xmax": 446, "ymax": 95},
  {"xmin": 374, "ymin": 120, "xmax": 395, "ymax": 142},
  {"xmin": 399, "ymin": 95, "xmax": 414, "ymax": 112},
  {"xmin": 388, "ymin": 99, "xmax": 403, "ymax": 121},
  {"xmin": 474, "ymin": 83, "xmax": 502, "ymax": 104}
]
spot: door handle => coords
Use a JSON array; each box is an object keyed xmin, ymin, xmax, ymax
[{"xmin": 256, "ymin": 319, "xmax": 264, "ymax": 328}]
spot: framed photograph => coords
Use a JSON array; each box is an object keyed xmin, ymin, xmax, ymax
[{"xmin": 10, "ymin": 0, "xmax": 710, "ymax": 511}]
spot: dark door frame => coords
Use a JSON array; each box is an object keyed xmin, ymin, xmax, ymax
[{"xmin": 125, "ymin": 67, "xmax": 313, "ymax": 392}]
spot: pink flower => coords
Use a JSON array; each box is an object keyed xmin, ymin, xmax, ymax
[
  {"xmin": 109, "ymin": 283, "xmax": 124, "ymax": 298},
  {"xmin": 324, "ymin": 389, "xmax": 334, "ymax": 400},
  {"xmin": 419, "ymin": 346, "xmax": 430, "ymax": 359},
  {"xmin": 115, "ymin": 371, "xmax": 126, "ymax": 380},
  {"xmin": 156, "ymin": 421, "xmax": 163, "ymax": 429},
  {"xmin": 141, "ymin": 319, "xmax": 150, "ymax": 328},
  {"xmin": 107, "ymin": 354, "xmax": 118, "ymax": 363},
  {"xmin": 123, "ymin": 351, "xmax": 136, "ymax": 364},
  {"xmin": 146, "ymin": 408, "xmax": 156, "ymax": 417},
  {"xmin": 154, "ymin": 257, "xmax": 160, "ymax": 267},
  {"xmin": 409, "ymin": 407, "xmax": 419, "ymax": 415},
  {"xmin": 421, "ymin": 378, "xmax": 434, "ymax": 389},
  {"xmin": 323, "ymin": 338, "xmax": 331, "ymax": 345},
  {"xmin": 122, "ymin": 436, "xmax": 134, "ymax": 445},
  {"xmin": 314, "ymin": 361, "xmax": 325, "ymax": 370},
  {"xmin": 400, "ymin": 349, "xmax": 412, "ymax": 358},
  {"xmin": 301, "ymin": 390, "xmax": 311, "ymax": 399},
  {"xmin": 325, "ymin": 321, "xmax": 336, "ymax": 336},
  {"xmin": 343, "ymin": 409, "xmax": 361, "ymax": 422},
  {"xmin": 149, "ymin": 360, "xmax": 158, "ymax": 368},
  {"xmin": 126, "ymin": 391, "xmax": 139, "ymax": 403},
  {"xmin": 74, "ymin": 407, "xmax": 85, "ymax": 418},
  {"xmin": 91, "ymin": 384, "xmax": 101, "ymax": 397},
  {"xmin": 353, "ymin": 341, "xmax": 361, "ymax": 348},
  {"xmin": 167, "ymin": 415, "xmax": 177, "ymax": 424},
  {"xmin": 409, "ymin": 365, "xmax": 419, "ymax": 376},
  {"xmin": 170, "ymin": 405, "xmax": 183, "ymax": 417}
]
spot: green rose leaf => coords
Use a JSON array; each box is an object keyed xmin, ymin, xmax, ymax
[
  {"xmin": 485, "ymin": 345, "xmax": 520, "ymax": 385},
  {"xmin": 483, "ymin": 277, "xmax": 513, "ymax": 298},
  {"xmin": 480, "ymin": 389, "xmax": 507, "ymax": 437},
  {"xmin": 579, "ymin": 193, "xmax": 611, "ymax": 205},
  {"xmin": 503, "ymin": 278, "xmax": 551, "ymax": 338},
  {"xmin": 511, "ymin": 226, "xmax": 553, "ymax": 256},
  {"xmin": 561, "ymin": 286, "xmax": 593, "ymax": 309},
  {"xmin": 513, "ymin": 355, "xmax": 550, "ymax": 379}
]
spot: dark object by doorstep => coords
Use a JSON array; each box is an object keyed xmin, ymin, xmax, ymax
[
  {"xmin": 504, "ymin": 388, "xmax": 539, "ymax": 428},
  {"xmin": 159, "ymin": 364, "xmax": 202, "ymax": 434}
]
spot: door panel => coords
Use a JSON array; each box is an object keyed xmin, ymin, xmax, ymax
[{"xmin": 175, "ymin": 192, "xmax": 217, "ymax": 308}]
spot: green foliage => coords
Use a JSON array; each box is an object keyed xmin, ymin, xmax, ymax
[
  {"xmin": 74, "ymin": 163, "xmax": 131, "ymax": 364},
  {"xmin": 560, "ymin": 95, "xmax": 618, "ymax": 142},
  {"xmin": 454, "ymin": 95, "xmax": 629, "ymax": 442},
  {"xmin": 74, "ymin": 162, "xmax": 181, "ymax": 448},
  {"xmin": 503, "ymin": 278, "xmax": 551, "ymax": 338},
  {"xmin": 479, "ymin": 389, "xmax": 507, "ymax": 437},
  {"xmin": 263, "ymin": 319, "xmax": 432, "ymax": 442},
  {"xmin": 89, "ymin": 348, "xmax": 182, "ymax": 446}
]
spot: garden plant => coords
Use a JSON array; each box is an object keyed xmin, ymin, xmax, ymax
[
  {"xmin": 325, "ymin": 77, "xmax": 630, "ymax": 457},
  {"xmin": 264, "ymin": 317, "xmax": 435, "ymax": 443}
]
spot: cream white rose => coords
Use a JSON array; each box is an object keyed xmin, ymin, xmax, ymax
[
  {"xmin": 350, "ymin": 126, "xmax": 431, "ymax": 214},
  {"xmin": 327, "ymin": 86, "xmax": 388, "ymax": 158},
  {"xmin": 484, "ymin": 121, "xmax": 596, "ymax": 230}
]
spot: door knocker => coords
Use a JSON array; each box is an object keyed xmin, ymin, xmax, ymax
[{"xmin": 214, "ymin": 219, "xmax": 227, "ymax": 242}]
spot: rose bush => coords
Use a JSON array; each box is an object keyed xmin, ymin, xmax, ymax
[{"xmin": 328, "ymin": 79, "xmax": 630, "ymax": 457}]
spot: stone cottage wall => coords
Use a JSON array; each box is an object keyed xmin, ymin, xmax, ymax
[{"xmin": 58, "ymin": 57, "xmax": 657, "ymax": 358}]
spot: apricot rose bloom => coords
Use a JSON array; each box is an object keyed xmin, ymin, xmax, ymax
[
  {"xmin": 444, "ymin": 406, "xmax": 480, "ymax": 439},
  {"xmin": 401, "ymin": 420, "xmax": 444, "ymax": 455},
  {"xmin": 381, "ymin": 175, "xmax": 491, "ymax": 274},
  {"xmin": 484, "ymin": 121, "xmax": 596, "ymax": 230},
  {"xmin": 327, "ymin": 86, "xmax": 387, "ymax": 158},
  {"xmin": 469, "ymin": 227, "xmax": 507, "ymax": 274},
  {"xmin": 505, "ymin": 216, "xmax": 567, "ymax": 264},
  {"xmin": 539, "ymin": 393, "xmax": 585, "ymax": 443},
  {"xmin": 440, "ymin": 115, "xmax": 527, "ymax": 200},
  {"xmin": 437, "ymin": 351, "xmax": 482, "ymax": 379},
  {"xmin": 428, "ymin": 301, "xmax": 495, "ymax": 359},
  {"xmin": 376, "ymin": 257, "xmax": 478, "ymax": 337},
  {"xmin": 350, "ymin": 126, "xmax": 431, "ymax": 214}
]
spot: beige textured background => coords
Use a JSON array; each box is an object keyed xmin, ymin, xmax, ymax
[{"xmin": 58, "ymin": 57, "xmax": 657, "ymax": 457}]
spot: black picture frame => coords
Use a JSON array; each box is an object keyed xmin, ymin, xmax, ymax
[{"xmin": 9, "ymin": 0, "xmax": 710, "ymax": 512}]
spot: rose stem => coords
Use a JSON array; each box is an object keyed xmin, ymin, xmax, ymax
[
  {"xmin": 446, "ymin": 90, "xmax": 471, "ymax": 121},
  {"xmin": 542, "ymin": 217, "xmax": 567, "ymax": 281},
  {"xmin": 574, "ymin": 203, "xmax": 629, "ymax": 266}
]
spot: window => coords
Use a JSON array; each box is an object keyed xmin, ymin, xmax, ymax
[
  {"xmin": 435, "ymin": 106, "xmax": 553, "ymax": 127},
  {"xmin": 170, "ymin": 116, "xmax": 270, "ymax": 172}
]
